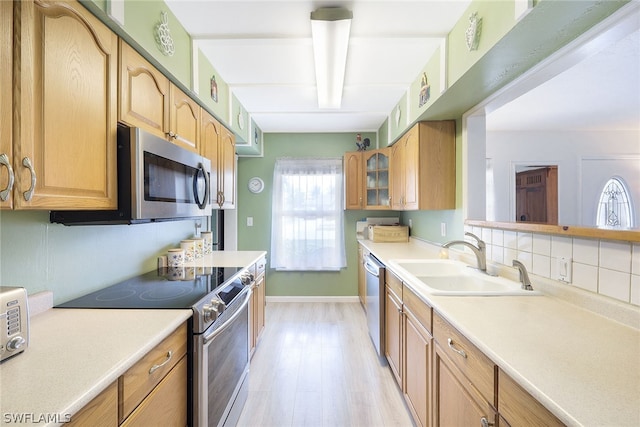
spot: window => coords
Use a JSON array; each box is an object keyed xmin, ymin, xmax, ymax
[
  {"xmin": 596, "ymin": 177, "xmax": 634, "ymax": 229},
  {"xmin": 270, "ymin": 158, "xmax": 346, "ymax": 271}
]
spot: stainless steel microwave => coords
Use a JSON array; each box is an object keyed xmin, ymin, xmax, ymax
[{"xmin": 50, "ymin": 126, "xmax": 212, "ymax": 225}]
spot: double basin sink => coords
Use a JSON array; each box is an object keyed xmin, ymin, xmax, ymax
[{"xmin": 387, "ymin": 259, "xmax": 541, "ymax": 296}]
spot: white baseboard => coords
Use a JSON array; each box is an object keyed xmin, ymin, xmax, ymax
[{"xmin": 266, "ymin": 296, "xmax": 360, "ymax": 303}]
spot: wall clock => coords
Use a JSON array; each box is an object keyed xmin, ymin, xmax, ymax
[{"xmin": 248, "ymin": 177, "xmax": 265, "ymax": 194}]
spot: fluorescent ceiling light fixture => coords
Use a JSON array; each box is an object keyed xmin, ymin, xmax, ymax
[{"xmin": 310, "ymin": 7, "xmax": 352, "ymax": 109}]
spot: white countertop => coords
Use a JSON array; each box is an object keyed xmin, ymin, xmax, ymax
[
  {"xmin": 0, "ymin": 308, "xmax": 191, "ymax": 427},
  {"xmin": 359, "ymin": 238, "xmax": 640, "ymax": 427},
  {"xmin": 0, "ymin": 250, "xmax": 266, "ymax": 426}
]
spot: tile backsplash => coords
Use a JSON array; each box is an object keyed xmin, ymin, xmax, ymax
[{"xmin": 466, "ymin": 225, "xmax": 640, "ymax": 306}]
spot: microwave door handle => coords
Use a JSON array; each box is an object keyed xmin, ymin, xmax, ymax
[{"xmin": 193, "ymin": 162, "xmax": 210, "ymax": 209}]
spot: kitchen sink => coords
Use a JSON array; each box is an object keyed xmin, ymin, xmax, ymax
[{"xmin": 387, "ymin": 259, "xmax": 541, "ymax": 296}]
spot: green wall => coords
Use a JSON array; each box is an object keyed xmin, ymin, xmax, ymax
[{"xmin": 236, "ymin": 133, "xmax": 398, "ymax": 297}]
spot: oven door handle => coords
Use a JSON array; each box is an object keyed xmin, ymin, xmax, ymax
[{"xmin": 202, "ymin": 287, "xmax": 252, "ymax": 345}]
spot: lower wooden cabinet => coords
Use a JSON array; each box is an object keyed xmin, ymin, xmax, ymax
[
  {"xmin": 498, "ymin": 369, "xmax": 564, "ymax": 427},
  {"xmin": 250, "ymin": 257, "xmax": 267, "ymax": 356},
  {"xmin": 69, "ymin": 323, "xmax": 187, "ymax": 427},
  {"xmin": 68, "ymin": 381, "xmax": 118, "ymax": 427},
  {"xmin": 384, "ymin": 282, "xmax": 402, "ymax": 384},
  {"xmin": 358, "ymin": 246, "xmax": 367, "ymax": 309}
]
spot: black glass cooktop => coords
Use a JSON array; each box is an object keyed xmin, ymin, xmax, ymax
[{"xmin": 56, "ymin": 266, "xmax": 243, "ymax": 309}]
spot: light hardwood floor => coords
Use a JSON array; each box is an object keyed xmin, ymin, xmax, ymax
[{"xmin": 238, "ymin": 302, "xmax": 414, "ymax": 427}]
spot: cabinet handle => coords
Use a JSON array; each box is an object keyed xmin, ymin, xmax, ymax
[
  {"xmin": 0, "ymin": 153, "xmax": 14, "ymax": 201},
  {"xmin": 149, "ymin": 350, "xmax": 173, "ymax": 375},
  {"xmin": 480, "ymin": 416, "xmax": 494, "ymax": 427},
  {"xmin": 166, "ymin": 131, "xmax": 177, "ymax": 139},
  {"xmin": 447, "ymin": 338, "xmax": 467, "ymax": 358},
  {"xmin": 22, "ymin": 157, "xmax": 36, "ymax": 202}
]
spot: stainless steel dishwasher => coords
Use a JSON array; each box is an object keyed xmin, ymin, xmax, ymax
[{"xmin": 364, "ymin": 253, "xmax": 385, "ymax": 358}]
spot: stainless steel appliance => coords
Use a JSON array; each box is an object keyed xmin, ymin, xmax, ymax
[
  {"xmin": 0, "ymin": 287, "xmax": 29, "ymax": 362},
  {"xmin": 56, "ymin": 266, "xmax": 254, "ymax": 426},
  {"xmin": 364, "ymin": 253, "xmax": 385, "ymax": 358},
  {"xmin": 50, "ymin": 126, "xmax": 212, "ymax": 225}
]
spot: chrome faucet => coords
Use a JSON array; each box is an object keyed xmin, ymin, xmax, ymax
[
  {"xmin": 512, "ymin": 260, "xmax": 534, "ymax": 291},
  {"xmin": 442, "ymin": 232, "xmax": 488, "ymax": 273}
]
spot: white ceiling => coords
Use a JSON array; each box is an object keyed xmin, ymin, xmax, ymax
[
  {"xmin": 164, "ymin": 0, "xmax": 472, "ymax": 133},
  {"xmin": 486, "ymin": 17, "xmax": 640, "ymax": 131}
]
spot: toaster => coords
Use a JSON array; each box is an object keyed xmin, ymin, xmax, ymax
[{"xmin": 0, "ymin": 287, "xmax": 29, "ymax": 362}]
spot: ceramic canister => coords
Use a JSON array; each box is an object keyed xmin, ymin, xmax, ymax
[{"xmin": 167, "ymin": 248, "xmax": 185, "ymax": 267}]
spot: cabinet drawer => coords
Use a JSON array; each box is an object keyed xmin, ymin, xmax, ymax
[
  {"xmin": 386, "ymin": 269, "xmax": 403, "ymax": 299},
  {"xmin": 498, "ymin": 369, "xmax": 564, "ymax": 427},
  {"xmin": 433, "ymin": 312, "xmax": 495, "ymax": 405},
  {"xmin": 119, "ymin": 323, "xmax": 187, "ymax": 421},
  {"xmin": 121, "ymin": 355, "xmax": 188, "ymax": 427},
  {"xmin": 402, "ymin": 285, "xmax": 431, "ymax": 333}
]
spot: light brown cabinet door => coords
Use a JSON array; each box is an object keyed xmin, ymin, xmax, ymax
[
  {"xmin": 256, "ymin": 273, "xmax": 266, "ymax": 338},
  {"xmin": 219, "ymin": 127, "xmax": 236, "ymax": 209},
  {"xmin": 403, "ymin": 307, "xmax": 431, "ymax": 427},
  {"xmin": 200, "ymin": 109, "xmax": 221, "ymax": 207},
  {"xmin": 363, "ymin": 148, "xmax": 391, "ymax": 209},
  {"xmin": 68, "ymin": 381, "xmax": 117, "ymax": 427},
  {"xmin": 403, "ymin": 127, "xmax": 420, "ymax": 210},
  {"xmin": 344, "ymin": 151, "xmax": 363, "ymax": 209},
  {"xmin": 169, "ymin": 84, "xmax": 200, "ymax": 153},
  {"xmin": 385, "ymin": 286, "xmax": 402, "ymax": 385},
  {"xmin": 119, "ymin": 40, "xmax": 170, "ymax": 139},
  {"xmin": 434, "ymin": 343, "xmax": 497, "ymax": 427},
  {"xmin": 15, "ymin": 0, "xmax": 117, "ymax": 210},
  {"xmin": 357, "ymin": 246, "xmax": 366, "ymax": 309},
  {"xmin": 0, "ymin": 0, "xmax": 13, "ymax": 209}
]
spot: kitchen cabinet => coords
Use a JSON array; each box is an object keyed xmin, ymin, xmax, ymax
[
  {"xmin": 201, "ymin": 109, "xmax": 237, "ymax": 209},
  {"xmin": 118, "ymin": 40, "xmax": 170, "ymax": 139},
  {"xmin": 390, "ymin": 121, "xmax": 455, "ymax": 211},
  {"xmin": 0, "ymin": 0, "xmax": 13, "ymax": 209},
  {"xmin": 385, "ymin": 270, "xmax": 403, "ymax": 385},
  {"xmin": 119, "ymin": 323, "xmax": 187, "ymax": 425},
  {"xmin": 402, "ymin": 286, "xmax": 432, "ymax": 427},
  {"xmin": 384, "ymin": 269, "xmax": 432, "ymax": 427},
  {"xmin": 168, "ymin": 84, "xmax": 200, "ymax": 153},
  {"xmin": 498, "ymin": 369, "xmax": 564, "ymax": 427},
  {"xmin": 364, "ymin": 148, "xmax": 391, "ymax": 209},
  {"xmin": 344, "ymin": 151, "xmax": 364, "ymax": 209},
  {"xmin": 250, "ymin": 257, "xmax": 267, "ymax": 356},
  {"xmin": 68, "ymin": 381, "xmax": 118, "ymax": 427},
  {"xmin": 13, "ymin": 0, "xmax": 118, "ymax": 210},
  {"xmin": 433, "ymin": 311, "xmax": 497, "ymax": 427}
]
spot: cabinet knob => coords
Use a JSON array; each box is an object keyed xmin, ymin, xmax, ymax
[
  {"xmin": 0, "ymin": 153, "xmax": 14, "ymax": 201},
  {"xmin": 480, "ymin": 416, "xmax": 494, "ymax": 427}
]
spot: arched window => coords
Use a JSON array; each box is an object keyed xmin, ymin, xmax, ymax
[{"xmin": 596, "ymin": 177, "xmax": 634, "ymax": 229}]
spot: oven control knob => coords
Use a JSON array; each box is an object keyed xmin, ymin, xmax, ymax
[
  {"xmin": 202, "ymin": 304, "xmax": 218, "ymax": 323},
  {"xmin": 211, "ymin": 298, "xmax": 226, "ymax": 314}
]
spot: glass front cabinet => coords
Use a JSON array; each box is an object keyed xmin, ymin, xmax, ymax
[{"xmin": 364, "ymin": 148, "xmax": 390, "ymax": 209}]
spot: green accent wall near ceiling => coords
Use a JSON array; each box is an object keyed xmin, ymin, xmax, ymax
[
  {"xmin": 236, "ymin": 132, "xmax": 399, "ymax": 297},
  {"xmin": 123, "ymin": 1, "xmax": 191, "ymax": 85},
  {"xmin": 197, "ymin": 48, "xmax": 229, "ymax": 123}
]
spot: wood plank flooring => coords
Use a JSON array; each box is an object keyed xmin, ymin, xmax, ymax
[{"xmin": 238, "ymin": 302, "xmax": 414, "ymax": 427}]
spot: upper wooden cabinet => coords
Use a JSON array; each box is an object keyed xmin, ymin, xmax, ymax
[
  {"xmin": 168, "ymin": 84, "xmax": 200, "ymax": 153},
  {"xmin": 391, "ymin": 121, "xmax": 456, "ymax": 211},
  {"xmin": 118, "ymin": 40, "xmax": 170, "ymax": 138},
  {"xmin": 201, "ymin": 110, "xmax": 236, "ymax": 209},
  {"xmin": 344, "ymin": 151, "xmax": 363, "ymax": 209},
  {"xmin": 344, "ymin": 148, "xmax": 391, "ymax": 210},
  {"xmin": 13, "ymin": 0, "xmax": 118, "ymax": 210},
  {"xmin": 0, "ymin": 1, "xmax": 13, "ymax": 209}
]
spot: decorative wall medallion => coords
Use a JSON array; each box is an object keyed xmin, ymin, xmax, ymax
[
  {"xmin": 418, "ymin": 72, "xmax": 431, "ymax": 108},
  {"xmin": 210, "ymin": 75, "xmax": 218, "ymax": 102},
  {"xmin": 155, "ymin": 11, "xmax": 175, "ymax": 57},
  {"xmin": 254, "ymin": 128, "xmax": 259, "ymax": 145},
  {"xmin": 395, "ymin": 106, "xmax": 401, "ymax": 127},
  {"xmin": 465, "ymin": 12, "xmax": 482, "ymax": 51}
]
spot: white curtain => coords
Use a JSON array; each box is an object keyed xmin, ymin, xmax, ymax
[{"xmin": 270, "ymin": 157, "xmax": 346, "ymax": 271}]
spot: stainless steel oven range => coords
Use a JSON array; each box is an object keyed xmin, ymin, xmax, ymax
[{"xmin": 56, "ymin": 265, "xmax": 255, "ymax": 427}]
